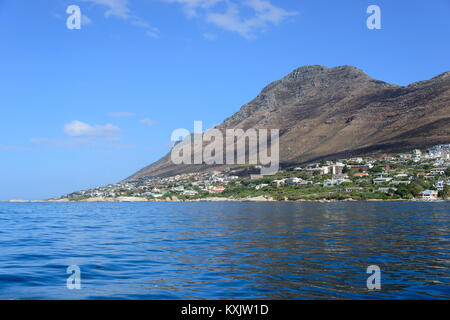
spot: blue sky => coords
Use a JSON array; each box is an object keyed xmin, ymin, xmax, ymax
[{"xmin": 0, "ymin": 0, "xmax": 449, "ymax": 200}]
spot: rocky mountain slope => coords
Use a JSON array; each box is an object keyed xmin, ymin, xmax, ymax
[{"xmin": 128, "ymin": 65, "xmax": 450, "ymax": 180}]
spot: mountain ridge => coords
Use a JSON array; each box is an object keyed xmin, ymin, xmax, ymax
[{"xmin": 127, "ymin": 65, "xmax": 450, "ymax": 180}]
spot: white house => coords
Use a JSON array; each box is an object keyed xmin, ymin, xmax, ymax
[
  {"xmin": 435, "ymin": 180, "xmax": 444, "ymax": 191},
  {"xmin": 390, "ymin": 180, "xmax": 411, "ymax": 185},
  {"xmin": 377, "ymin": 187, "xmax": 397, "ymax": 193},
  {"xmin": 430, "ymin": 168, "xmax": 445, "ymax": 175},
  {"xmin": 435, "ymin": 179, "xmax": 449, "ymax": 190},
  {"xmin": 183, "ymin": 190, "xmax": 198, "ymax": 196},
  {"xmin": 323, "ymin": 178, "xmax": 351, "ymax": 187},
  {"xmin": 420, "ymin": 190, "xmax": 438, "ymax": 200},
  {"xmin": 373, "ymin": 177, "xmax": 392, "ymax": 185}
]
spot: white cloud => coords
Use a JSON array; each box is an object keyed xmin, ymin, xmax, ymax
[
  {"xmin": 140, "ymin": 119, "xmax": 157, "ymax": 126},
  {"xmin": 164, "ymin": 0, "xmax": 297, "ymax": 38},
  {"xmin": 81, "ymin": 0, "xmax": 160, "ymax": 37},
  {"xmin": 81, "ymin": 0, "xmax": 130, "ymax": 18},
  {"xmin": 64, "ymin": 120, "xmax": 121, "ymax": 140},
  {"xmin": 29, "ymin": 120, "xmax": 123, "ymax": 149},
  {"xmin": 207, "ymin": 0, "xmax": 298, "ymax": 38},
  {"xmin": 108, "ymin": 112, "xmax": 136, "ymax": 117},
  {"xmin": 164, "ymin": 0, "xmax": 223, "ymax": 17},
  {"xmin": 130, "ymin": 17, "xmax": 160, "ymax": 38}
]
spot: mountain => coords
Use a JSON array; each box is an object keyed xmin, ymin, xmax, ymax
[{"xmin": 128, "ymin": 65, "xmax": 450, "ymax": 180}]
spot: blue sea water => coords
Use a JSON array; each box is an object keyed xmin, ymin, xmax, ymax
[{"xmin": 0, "ymin": 201, "xmax": 448, "ymax": 299}]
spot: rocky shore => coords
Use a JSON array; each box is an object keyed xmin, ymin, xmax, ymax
[{"xmin": 4, "ymin": 197, "xmax": 446, "ymax": 203}]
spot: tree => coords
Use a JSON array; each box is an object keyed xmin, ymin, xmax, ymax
[
  {"xmin": 439, "ymin": 184, "xmax": 449, "ymax": 200},
  {"xmin": 445, "ymin": 167, "xmax": 450, "ymax": 177},
  {"xmin": 395, "ymin": 184, "xmax": 412, "ymax": 199},
  {"xmin": 408, "ymin": 182, "xmax": 423, "ymax": 198},
  {"xmin": 342, "ymin": 165, "xmax": 350, "ymax": 174},
  {"xmin": 369, "ymin": 166, "xmax": 383, "ymax": 173}
]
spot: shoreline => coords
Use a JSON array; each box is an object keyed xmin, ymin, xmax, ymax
[{"xmin": 3, "ymin": 197, "xmax": 447, "ymax": 203}]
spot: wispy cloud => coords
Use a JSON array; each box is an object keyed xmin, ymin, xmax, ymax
[
  {"xmin": 164, "ymin": 0, "xmax": 223, "ymax": 17},
  {"xmin": 140, "ymin": 118, "xmax": 158, "ymax": 126},
  {"xmin": 81, "ymin": 0, "xmax": 160, "ymax": 37},
  {"xmin": 0, "ymin": 144, "xmax": 30, "ymax": 152},
  {"xmin": 108, "ymin": 112, "xmax": 136, "ymax": 117},
  {"xmin": 164, "ymin": 0, "xmax": 297, "ymax": 38},
  {"xmin": 81, "ymin": 0, "xmax": 130, "ymax": 18},
  {"xmin": 30, "ymin": 137, "xmax": 95, "ymax": 148},
  {"xmin": 208, "ymin": 0, "xmax": 297, "ymax": 38},
  {"xmin": 129, "ymin": 16, "xmax": 161, "ymax": 38},
  {"xmin": 64, "ymin": 120, "xmax": 121, "ymax": 140},
  {"xmin": 29, "ymin": 138, "xmax": 132, "ymax": 149}
]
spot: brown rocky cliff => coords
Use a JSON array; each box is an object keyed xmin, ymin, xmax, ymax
[{"xmin": 127, "ymin": 65, "xmax": 450, "ymax": 180}]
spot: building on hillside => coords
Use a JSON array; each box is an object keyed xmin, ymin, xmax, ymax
[
  {"xmin": 331, "ymin": 165, "xmax": 345, "ymax": 175},
  {"xmin": 373, "ymin": 177, "xmax": 392, "ymax": 185},
  {"xmin": 353, "ymin": 172, "xmax": 369, "ymax": 177},
  {"xmin": 210, "ymin": 186, "xmax": 225, "ymax": 193},
  {"xmin": 255, "ymin": 184, "xmax": 269, "ymax": 190},
  {"xmin": 272, "ymin": 179, "xmax": 286, "ymax": 187},
  {"xmin": 350, "ymin": 166, "xmax": 370, "ymax": 172},
  {"xmin": 435, "ymin": 180, "xmax": 445, "ymax": 191},
  {"xmin": 420, "ymin": 190, "xmax": 438, "ymax": 200},
  {"xmin": 373, "ymin": 172, "xmax": 384, "ymax": 178},
  {"xmin": 389, "ymin": 180, "xmax": 411, "ymax": 185},
  {"xmin": 183, "ymin": 190, "xmax": 198, "ymax": 196},
  {"xmin": 339, "ymin": 187, "xmax": 363, "ymax": 192},
  {"xmin": 323, "ymin": 178, "xmax": 351, "ymax": 187},
  {"xmin": 416, "ymin": 172, "xmax": 427, "ymax": 177},
  {"xmin": 377, "ymin": 187, "xmax": 397, "ymax": 193},
  {"xmin": 286, "ymin": 177, "xmax": 302, "ymax": 184},
  {"xmin": 430, "ymin": 168, "xmax": 445, "ymax": 175}
]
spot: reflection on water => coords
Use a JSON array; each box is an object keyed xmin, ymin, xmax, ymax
[{"xmin": 0, "ymin": 202, "xmax": 449, "ymax": 299}]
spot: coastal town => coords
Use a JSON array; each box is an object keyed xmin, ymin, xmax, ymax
[{"xmin": 57, "ymin": 144, "xmax": 450, "ymax": 202}]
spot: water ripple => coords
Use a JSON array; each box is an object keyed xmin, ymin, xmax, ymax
[{"xmin": 0, "ymin": 202, "xmax": 449, "ymax": 299}]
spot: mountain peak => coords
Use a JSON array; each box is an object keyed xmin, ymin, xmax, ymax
[
  {"xmin": 278, "ymin": 65, "xmax": 376, "ymax": 91},
  {"xmin": 127, "ymin": 67, "xmax": 450, "ymax": 180},
  {"xmin": 287, "ymin": 65, "xmax": 367, "ymax": 78}
]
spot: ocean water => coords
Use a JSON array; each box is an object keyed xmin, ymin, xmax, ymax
[{"xmin": 0, "ymin": 201, "xmax": 448, "ymax": 300}]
